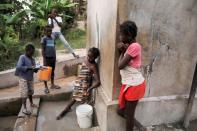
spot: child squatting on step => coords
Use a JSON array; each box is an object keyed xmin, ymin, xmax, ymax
[
  {"xmin": 117, "ymin": 21, "xmax": 146, "ymax": 131},
  {"xmin": 56, "ymin": 47, "xmax": 101, "ymax": 120},
  {"xmin": 15, "ymin": 44, "xmax": 38, "ymax": 115}
]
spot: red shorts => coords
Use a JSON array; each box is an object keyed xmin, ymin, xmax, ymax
[{"xmin": 118, "ymin": 81, "xmax": 146, "ymax": 109}]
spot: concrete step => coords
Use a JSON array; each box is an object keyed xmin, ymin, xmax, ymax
[
  {"xmin": 0, "ymin": 76, "xmax": 77, "ymax": 117},
  {"xmin": 18, "ymin": 98, "xmax": 40, "ymax": 118},
  {"xmin": 36, "ymin": 101, "xmax": 99, "ymax": 131},
  {"xmin": 13, "ymin": 98, "xmax": 41, "ymax": 131},
  {"xmin": 81, "ymin": 126, "xmax": 100, "ymax": 131},
  {"xmin": 0, "ymin": 76, "xmax": 76, "ymax": 103}
]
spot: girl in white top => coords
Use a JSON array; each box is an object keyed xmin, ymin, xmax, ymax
[{"xmin": 48, "ymin": 9, "xmax": 79, "ymax": 58}]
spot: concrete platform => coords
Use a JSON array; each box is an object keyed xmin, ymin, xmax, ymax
[
  {"xmin": 0, "ymin": 76, "xmax": 77, "ymax": 116},
  {"xmin": 14, "ymin": 98, "xmax": 40, "ymax": 131},
  {"xmin": 0, "ymin": 76, "xmax": 76, "ymax": 103},
  {"xmin": 18, "ymin": 98, "xmax": 40, "ymax": 118},
  {"xmin": 36, "ymin": 101, "xmax": 99, "ymax": 131},
  {"xmin": 0, "ymin": 49, "xmax": 86, "ymax": 89}
]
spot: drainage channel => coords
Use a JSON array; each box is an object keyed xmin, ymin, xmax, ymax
[
  {"xmin": 37, "ymin": 91, "xmax": 99, "ymax": 131},
  {"xmin": 0, "ymin": 99, "xmax": 21, "ymax": 131},
  {"xmin": 11, "ymin": 90, "xmax": 99, "ymax": 131}
]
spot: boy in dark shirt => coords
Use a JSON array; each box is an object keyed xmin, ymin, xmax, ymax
[
  {"xmin": 41, "ymin": 25, "xmax": 60, "ymax": 94},
  {"xmin": 15, "ymin": 44, "xmax": 38, "ymax": 115}
]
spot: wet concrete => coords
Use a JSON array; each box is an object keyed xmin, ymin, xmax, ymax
[
  {"xmin": 36, "ymin": 101, "xmax": 98, "ymax": 131},
  {"xmin": 0, "ymin": 116, "xmax": 17, "ymax": 131}
]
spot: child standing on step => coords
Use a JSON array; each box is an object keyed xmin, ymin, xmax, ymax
[
  {"xmin": 117, "ymin": 21, "xmax": 146, "ymax": 131},
  {"xmin": 56, "ymin": 47, "xmax": 100, "ymax": 120},
  {"xmin": 48, "ymin": 8, "xmax": 79, "ymax": 58},
  {"xmin": 15, "ymin": 44, "xmax": 38, "ymax": 115},
  {"xmin": 41, "ymin": 25, "xmax": 61, "ymax": 94}
]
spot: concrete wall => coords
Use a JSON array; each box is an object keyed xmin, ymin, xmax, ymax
[
  {"xmin": 0, "ymin": 57, "xmax": 85, "ymax": 89},
  {"xmin": 87, "ymin": 0, "xmax": 197, "ymax": 130},
  {"xmin": 95, "ymin": 87, "xmax": 197, "ymax": 131},
  {"xmin": 124, "ymin": 0, "xmax": 197, "ymax": 97},
  {"xmin": 88, "ymin": 0, "xmax": 197, "ymax": 99},
  {"xmin": 87, "ymin": 0, "xmax": 119, "ymax": 100}
]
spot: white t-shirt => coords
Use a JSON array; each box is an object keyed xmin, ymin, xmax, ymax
[{"xmin": 48, "ymin": 16, "xmax": 62, "ymax": 32}]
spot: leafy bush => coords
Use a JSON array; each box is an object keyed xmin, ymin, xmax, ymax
[
  {"xmin": 0, "ymin": 26, "xmax": 39, "ymax": 71},
  {"xmin": 0, "ymin": 41, "xmax": 24, "ymax": 71},
  {"xmin": 56, "ymin": 28, "xmax": 86, "ymax": 50},
  {"xmin": 0, "ymin": 0, "xmax": 83, "ymax": 71}
]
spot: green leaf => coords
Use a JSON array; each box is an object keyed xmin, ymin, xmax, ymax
[
  {"xmin": 22, "ymin": 1, "xmax": 32, "ymax": 8},
  {"xmin": 63, "ymin": 3, "xmax": 78, "ymax": 8},
  {"xmin": 0, "ymin": 4, "xmax": 14, "ymax": 10},
  {"xmin": 6, "ymin": 9, "xmax": 32, "ymax": 24},
  {"xmin": 64, "ymin": 15, "xmax": 73, "ymax": 18}
]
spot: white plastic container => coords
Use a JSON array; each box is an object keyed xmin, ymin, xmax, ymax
[{"xmin": 76, "ymin": 104, "xmax": 93, "ymax": 128}]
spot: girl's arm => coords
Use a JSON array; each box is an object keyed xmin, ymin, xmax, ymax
[
  {"xmin": 48, "ymin": 17, "xmax": 54, "ymax": 28},
  {"xmin": 87, "ymin": 65, "xmax": 101, "ymax": 93},
  {"xmin": 118, "ymin": 53, "xmax": 132, "ymax": 70},
  {"xmin": 48, "ymin": 14, "xmax": 54, "ymax": 28}
]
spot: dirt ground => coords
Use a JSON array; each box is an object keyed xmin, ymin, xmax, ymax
[{"xmin": 145, "ymin": 120, "xmax": 197, "ymax": 131}]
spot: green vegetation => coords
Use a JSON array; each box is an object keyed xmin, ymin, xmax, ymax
[
  {"xmin": 0, "ymin": 0, "xmax": 86, "ymax": 71},
  {"xmin": 56, "ymin": 28, "xmax": 86, "ymax": 50},
  {"xmin": 34, "ymin": 27, "xmax": 86, "ymax": 50}
]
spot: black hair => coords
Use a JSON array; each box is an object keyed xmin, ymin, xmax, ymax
[
  {"xmin": 25, "ymin": 43, "xmax": 35, "ymax": 52},
  {"xmin": 51, "ymin": 8, "xmax": 58, "ymax": 13},
  {"xmin": 89, "ymin": 47, "xmax": 100, "ymax": 59},
  {"xmin": 120, "ymin": 21, "xmax": 138, "ymax": 39}
]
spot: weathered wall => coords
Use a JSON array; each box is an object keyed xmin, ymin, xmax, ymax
[
  {"xmin": 88, "ymin": 0, "xmax": 197, "ymax": 99},
  {"xmin": 0, "ymin": 57, "xmax": 85, "ymax": 89},
  {"xmin": 87, "ymin": 0, "xmax": 119, "ymax": 100},
  {"xmin": 87, "ymin": 0, "xmax": 197, "ymax": 130},
  {"xmin": 95, "ymin": 92, "xmax": 197, "ymax": 131},
  {"xmin": 124, "ymin": 0, "xmax": 197, "ymax": 97}
]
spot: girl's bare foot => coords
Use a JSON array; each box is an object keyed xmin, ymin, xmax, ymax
[{"xmin": 56, "ymin": 115, "xmax": 63, "ymax": 120}]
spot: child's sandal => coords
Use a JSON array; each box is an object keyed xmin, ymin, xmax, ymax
[
  {"xmin": 45, "ymin": 88, "xmax": 50, "ymax": 94},
  {"xmin": 51, "ymin": 85, "xmax": 61, "ymax": 89},
  {"xmin": 22, "ymin": 109, "xmax": 31, "ymax": 115}
]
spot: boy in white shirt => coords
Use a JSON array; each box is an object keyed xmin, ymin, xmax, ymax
[{"xmin": 48, "ymin": 9, "xmax": 79, "ymax": 58}]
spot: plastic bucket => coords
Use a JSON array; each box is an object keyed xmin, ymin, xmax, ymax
[
  {"xmin": 38, "ymin": 66, "xmax": 52, "ymax": 81},
  {"xmin": 76, "ymin": 104, "xmax": 93, "ymax": 128}
]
